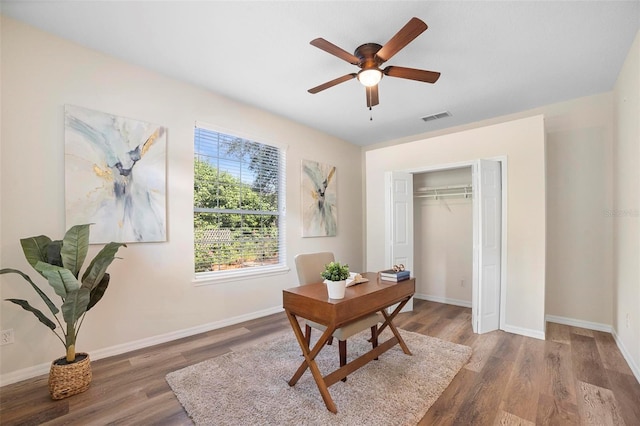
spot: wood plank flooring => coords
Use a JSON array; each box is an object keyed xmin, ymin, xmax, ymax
[{"xmin": 1, "ymin": 299, "xmax": 638, "ymax": 425}]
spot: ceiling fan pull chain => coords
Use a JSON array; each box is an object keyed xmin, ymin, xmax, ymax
[{"xmin": 370, "ymin": 107, "xmax": 373, "ymax": 121}]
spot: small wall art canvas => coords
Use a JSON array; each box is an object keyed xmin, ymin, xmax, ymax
[
  {"xmin": 301, "ymin": 159, "xmax": 337, "ymax": 237},
  {"xmin": 65, "ymin": 105, "xmax": 167, "ymax": 243}
]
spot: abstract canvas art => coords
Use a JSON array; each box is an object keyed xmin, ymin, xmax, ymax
[
  {"xmin": 301, "ymin": 159, "xmax": 337, "ymax": 237},
  {"xmin": 65, "ymin": 105, "xmax": 167, "ymax": 243}
]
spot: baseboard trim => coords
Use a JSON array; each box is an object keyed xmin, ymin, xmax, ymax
[
  {"xmin": 8, "ymin": 307, "xmax": 624, "ymax": 387},
  {"xmin": 546, "ymin": 314, "xmax": 639, "ymax": 382},
  {"xmin": 414, "ymin": 294, "xmax": 545, "ymax": 339},
  {"xmin": 501, "ymin": 324, "xmax": 546, "ymax": 340},
  {"xmin": 545, "ymin": 314, "xmax": 613, "ymax": 333},
  {"xmin": 0, "ymin": 305, "xmax": 284, "ymax": 387},
  {"xmin": 414, "ymin": 293, "xmax": 472, "ymax": 308},
  {"xmin": 611, "ymin": 328, "xmax": 640, "ymax": 383}
]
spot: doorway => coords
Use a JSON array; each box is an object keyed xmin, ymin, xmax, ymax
[
  {"xmin": 414, "ymin": 167, "xmax": 473, "ymax": 309},
  {"xmin": 385, "ymin": 158, "xmax": 506, "ymax": 334}
]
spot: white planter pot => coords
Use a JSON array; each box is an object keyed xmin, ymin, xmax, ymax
[{"xmin": 326, "ymin": 279, "xmax": 346, "ymax": 299}]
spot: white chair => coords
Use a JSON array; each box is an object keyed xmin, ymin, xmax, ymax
[{"xmin": 294, "ymin": 252, "xmax": 380, "ymax": 379}]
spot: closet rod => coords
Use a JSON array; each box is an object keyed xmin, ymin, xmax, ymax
[
  {"xmin": 414, "ymin": 184, "xmax": 472, "ymax": 200},
  {"xmin": 415, "ymin": 192, "xmax": 471, "ymax": 199}
]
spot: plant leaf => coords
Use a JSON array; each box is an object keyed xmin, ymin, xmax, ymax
[
  {"xmin": 61, "ymin": 224, "xmax": 90, "ymax": 278},
  {"xmin": 19, "ymin": 235, "xmax": 52, "ymax": 276},
  {"xmin": 35, "ymin": 262, "xmax": 81, "ymax": 299},
  {"xmin": 0, "ymin": 268, "xmax": 59, "ymax": 315},
  {"xmin": 81, "ymin": 242, "xmax": 126, "ymax": 291},
  {"xmin": 321, "ymin": 261, "xmax": 350, "ymax": 281},
  {"xmin": 61, "ymin": 288, "xmax": 90, "ymax": 325},
  {"xmin": 86, "ymin": 273, "xmax": 109, "ymax": 311},
  {"xmin": 46, "ymin": 240, "xmax": 63, "ymax": 267},
  {"xmin": 5, "ymin": 299, "xmax": 57, "ymax": 330}
]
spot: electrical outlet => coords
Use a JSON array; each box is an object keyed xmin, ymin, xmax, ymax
[
  {"xmin": 1, "ymin": 329, "xmax": 15, "ymax": 345},
  {"xmin": 626, "ymin": 313, "xmax": 631, "ymax": 329}
]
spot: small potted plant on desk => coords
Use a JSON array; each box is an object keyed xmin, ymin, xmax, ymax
[
  {"xmin": 321, "ymin": 261, "xmax": 349, "ymax": 299},
  {"xmin": 0, "ymin": 224, "xmax": 126, "ymax": 399}
]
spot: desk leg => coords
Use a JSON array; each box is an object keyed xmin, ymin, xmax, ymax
[
  {"xmin": 284, "ymin": 310, "xmax": 338, "ymax": 414},
  {"xmin": 380, "ymin": 298, "xmax": 413, "ymax": 355}
]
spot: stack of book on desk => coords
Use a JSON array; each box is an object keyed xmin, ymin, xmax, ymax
[{"xmin": 379, "ymin": 269, "xmax": 411, "ymax": 282}]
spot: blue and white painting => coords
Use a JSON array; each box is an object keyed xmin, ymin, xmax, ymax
[
  {"xmin": 65, "ymin": 105, "xmax": 167, "ymax": 243},
  {"xmin": 301, "ymin": 159, "xmax": 337, "ymax": 237}
]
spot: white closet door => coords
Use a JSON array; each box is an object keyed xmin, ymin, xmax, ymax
[
  {"xmin": 385, "ymin": 171, "xmax": 414, "ymax": 312},
  {"xmin": 472, "ymin": 159, "xmax": 502, "ymax": 333}
]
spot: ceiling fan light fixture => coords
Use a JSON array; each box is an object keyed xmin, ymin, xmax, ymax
[{"xmin": 357, "ymin": 69, "xmax": 382, "ymax": 87}]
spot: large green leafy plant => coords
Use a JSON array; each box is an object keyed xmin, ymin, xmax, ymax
[{"xmin": 0, "ymin": 224, "xmax": 126, "ymax": 363}]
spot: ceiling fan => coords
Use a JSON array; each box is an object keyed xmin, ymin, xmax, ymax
[{"xmin": 308, "ymin": 17, "xmax": 441, "ymax": 109}]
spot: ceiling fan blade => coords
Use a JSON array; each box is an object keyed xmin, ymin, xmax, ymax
[
  {"xmin": 383, "ymin": 66, "xmax": 441, "ymax": 83},
  {"xmin": 366, "ymin": 85, "xmax": 379, "ymax": 108},
  {"xmin": 375, "ymin": 17, "xmax": 428, "ymax": 63},
  {"xmin": 310, "ymin": 38, "xmax": 360, "ymax": 65},
  {"xmin": 308, "ymin": 73, "xmax": 357, "ymax": 94}
]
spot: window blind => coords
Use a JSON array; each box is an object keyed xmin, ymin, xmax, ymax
[{"xmin": 194, "ymin": 126, "xmax": 285, "ymax": 274}]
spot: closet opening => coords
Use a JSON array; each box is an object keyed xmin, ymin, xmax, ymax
[
  {"xmin": 385, "ymin": 158, "xmax": 506, "ymax": 334},
  {"xmin": 414, "ymin": 167, "xmax": 474, "ymax": 310}
]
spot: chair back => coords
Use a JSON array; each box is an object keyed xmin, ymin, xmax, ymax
[{"xmin": 294, "ymin": 252, "xmax": 335, "ymax": 285}]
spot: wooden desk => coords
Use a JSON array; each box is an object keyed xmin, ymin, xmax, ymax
[{"xmin": 282, "ymin": 272, "xmax": 415, "ymax": 413}]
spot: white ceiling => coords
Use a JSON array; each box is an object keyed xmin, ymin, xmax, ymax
[{"xmin": 2, "ymin": 1, "xmax": 639, "ymax": 146}]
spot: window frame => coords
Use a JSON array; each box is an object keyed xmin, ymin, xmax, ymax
[{"xmin": 192, "ymin": 122, "xmax": 288, "ymax": 285}]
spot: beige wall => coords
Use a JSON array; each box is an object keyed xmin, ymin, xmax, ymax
[
  {"xmin": 0, "ymin": 17, "xmax": 363, "ymax": 380},
  {"xmin": 365, "ymin": 116, "xmax": 547, "ymax": 338},
  {"xmin": 544, "ymin": 94, "xmax": 614, "ymax": 327},
  {"xmin": 367, "ymin": 91, "xmax": 616, "ymax": 331},
  {"xmin": 414, "ymin": 199, "xmax": 473, "ymax": 305},
  {"xmin": 613, "ymin": 30, "xmax": 640, "ymax": 378},
  {"xmin": 363, "ymin": 67, "xmax": 634, "ymax": 372},
  {"xmin": 2, "ymin": 14, "xmax": 637, "ymax": 384}
]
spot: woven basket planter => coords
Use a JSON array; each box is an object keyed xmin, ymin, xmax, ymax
[{"xmin": 48, "ymin": 352, "xmax": 92, "ymax": 400}]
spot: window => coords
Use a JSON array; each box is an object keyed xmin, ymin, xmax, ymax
[{"xmin": 194, "ymin": 125, "xmax": 286, "ymax": 280}]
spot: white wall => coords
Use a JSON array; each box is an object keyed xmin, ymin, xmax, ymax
[
  {"xmin": 613, "ymin": 30, "xmax": 640, "ymax": 378},
  {"xmin": 413, "ymin": 169, "xmax": 473, "ymax": 305},
  {"xmin": 365, "ymin": 116, "xmax": 547, "ymax": 338},
  {"xmin": 0, "ymin": 17, "xmax": 363, "ymax": 381}
]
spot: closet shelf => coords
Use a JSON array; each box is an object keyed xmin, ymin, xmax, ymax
[{"xmin": 414, "ymin": 184, "xmax": 473, "ymax": 199}]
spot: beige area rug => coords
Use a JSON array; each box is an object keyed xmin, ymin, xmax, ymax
[{"xmin": 166, "ymin": 328, "xmax": 472, "ymax": 425}]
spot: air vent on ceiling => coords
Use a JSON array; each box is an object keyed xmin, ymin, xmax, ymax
[{"xmin": 421, "ymin": 111, "xmax": 451, "ymax": 122}]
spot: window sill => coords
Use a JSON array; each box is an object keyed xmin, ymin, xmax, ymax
[{"xmin": 193, "ymin": 264, "xmax": 290, "ymax": 286}]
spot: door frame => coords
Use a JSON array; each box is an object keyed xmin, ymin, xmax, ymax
[{"xmin": 397, "ymin": 156, "xmax": 508, "ymax": 332}]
